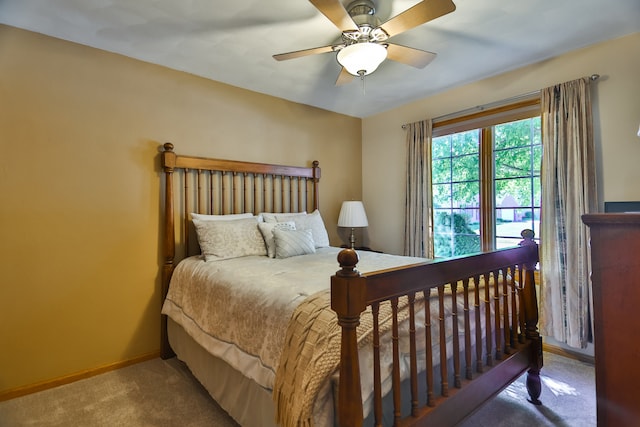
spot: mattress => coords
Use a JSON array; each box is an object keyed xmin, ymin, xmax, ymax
[{"xmin": 161, "ymin": 247, "xmax": 425, "ymax": 390}]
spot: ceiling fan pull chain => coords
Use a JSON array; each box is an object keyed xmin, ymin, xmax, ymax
[{"xmin": 359, "ymin": 70, "xmax": 366, "ymax": 95}]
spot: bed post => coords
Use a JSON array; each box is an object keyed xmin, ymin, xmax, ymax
[
  {"xmin": 331, "ymin": 249, "xmax": 367, "ymax": 427},
  {"xmin": 312, "ymin": 160, "xmax": 320, "ymax": 211},
  {"xmin": 161, "ymin": 142, "xmax": 177, "ymax": 359},
  {"xmin": 519, "ymin": 229, "xmax": 542, "ymax": 404}
]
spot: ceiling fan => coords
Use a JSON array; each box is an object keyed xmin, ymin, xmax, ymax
[{"xmin": 273, "ymin": 0, "xmax": 456, "ymax": 85}]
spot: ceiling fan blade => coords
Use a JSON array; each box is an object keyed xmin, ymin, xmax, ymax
[
  {"xmin": 379, "ymin": 0, "xmax": 456, "ymax": 38},
  {"xmin": 335, "ymin": 67, "xmax": 355, "ymax": 86},
  {"xmin": 386, "ymin": 43, "xmax": 437, "ymax": 68},
  {"xmin": 273, "ymin": 44, "xmax": 338, "ymax": 61},
  {"xmin": 309, "ymin": 0, "xmax": 359, "ymax": 31}
]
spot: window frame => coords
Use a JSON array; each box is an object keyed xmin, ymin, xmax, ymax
[{"xmin": 432, "ymin": 97, "xmax": 541, "ymax": 253}]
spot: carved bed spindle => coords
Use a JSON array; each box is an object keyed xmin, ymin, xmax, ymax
[{"xmin": 519, "ymin": 229, "xmax": 543, "ymax": 405}]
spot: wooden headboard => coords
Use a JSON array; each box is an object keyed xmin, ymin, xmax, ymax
[{"xmin": 160, "ymin": 142, "xmax": 321, "ymax": 357}]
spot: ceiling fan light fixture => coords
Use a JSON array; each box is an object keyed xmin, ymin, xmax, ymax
[{"xmin": 337, "ymin": 42, "xmax": 387, "ymax": 76}]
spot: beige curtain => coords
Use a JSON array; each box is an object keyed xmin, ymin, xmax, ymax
[
  {"xmin": 404, "ymin": 120, "xmax": 434, "ymax": 258},
  {"xmin": 540, "ymin": 77, "xmax": 597, "ymax": 349}
]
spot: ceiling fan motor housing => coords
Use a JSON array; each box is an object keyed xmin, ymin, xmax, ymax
[{"xmin": 342, "ymin": 0, "xmax": 388, "ymax": 45}]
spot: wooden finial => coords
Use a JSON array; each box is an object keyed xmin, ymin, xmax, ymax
[
  {"xmin": 337, "ymin": 248, "xmax": 360, "ymax": 277},
  {"xmin": 163, "ymin": 142, "xmax": 174, "ymax": 152},
  {"xmin": 519, "ymin": 229, "xmax": 536, "ymax": 246}
]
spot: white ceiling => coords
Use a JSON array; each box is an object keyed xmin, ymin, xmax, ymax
[{"xmin": 1, "ymin": 0, "xmax": 639, "ymax": 118}]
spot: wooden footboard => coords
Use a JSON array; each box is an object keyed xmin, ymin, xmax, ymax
[{"xmin": 331, "ymin": 232, "xmax": 541, "ymax": 426}]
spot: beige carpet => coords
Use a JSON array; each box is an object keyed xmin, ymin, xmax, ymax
[
  {"xmin": 458, "ymin": 351, "xmax": 596, "ymax": 427},
  {"xmin": 0, "ymin": 352, "xmax": 594, "ymax": 426},
  {"xmin": 0, "ymin": 358, "xmax": 239, "ymax": 427}
]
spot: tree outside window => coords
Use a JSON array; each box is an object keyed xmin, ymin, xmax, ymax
[{"xmin": 432, "ymin": 114, "xmax": 541, "ymax": 257}]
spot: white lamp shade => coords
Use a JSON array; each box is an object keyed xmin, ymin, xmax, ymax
[
  {"xmin": 337, "ymin": 43, "xmax": 387, "ymax": 76},
  {"xmin": 338, "ymin": 201, "xmax": 369, "ymax": 228}
]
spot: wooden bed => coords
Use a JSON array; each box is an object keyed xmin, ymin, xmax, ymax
[{"xmin": 159, "ymin": 142, "xmax": 543, "ymax": 427}]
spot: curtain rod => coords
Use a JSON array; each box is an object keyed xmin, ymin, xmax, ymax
[{"xmin": 401, "ymin": 74, "xmax": 600, "ymax": 129}]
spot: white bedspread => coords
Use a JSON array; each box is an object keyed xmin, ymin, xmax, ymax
[{"xmin": 161, "ymin": 247, "xmax": 426, "ymax": 392}]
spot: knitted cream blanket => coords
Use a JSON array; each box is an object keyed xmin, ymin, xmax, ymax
[{"xmin": 273, "ymin": 289, "xmax": 417, "ymax": 427}]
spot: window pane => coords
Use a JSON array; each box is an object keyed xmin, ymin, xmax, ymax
[
  {"xmin": 433, "ymin": 209, "xmax": 453, "ymax": 233},
  {"xmin": 496, "ymin": 177, "xmax": 533, "ymax": 207},
  {"xmin": 433, "ymin": 232, "xmax": 454, "ymax": 257},
  {"xmin": 453, "ymin": 181, "xmax": 479, "ymax": 208},
  {"xmin": 493, "ymin": 116, "xmax": 541, "ymax": 251},
  {"xmin": 433, "ymin": 210, "xmax": 480, "ymax": 257},
  {"xmin": 452, "ymin": 209, "xmax": 480, "ymax": 256},
  {"xmin": 495, "ymin": 147, "xmax": 533, "ymax": 179},
  {"xmin": 432, "ymin": 130, "xmax": 479, "ymax": 257},
  {"xmin": 433, "ymin": 209, "xmax": 454, "ymax": 257},
  {"xmin": 432, "ymin": 136, "xmax": 451, "ymax": 158},
  {"xmin": 452, "ymin": 154, "xmax": 479, "ymax": 181},
  {"xmin": 494, "ymin": 119, "xmax": 535, "ymax": 150},
  {"xmin": 495, "ymin": 208, "xmax": 540, "ymax": 249},
  {"xmin": 451, "ymin": 130, "xmax": 479, "ymax": 156},
  {"xmin": 432, "ymin": 158, "xmax": 451, "ymax": 184},
  {"xmin": 460, "ymin": 207, "xmax": 480, "ymax": 231},
  {"xmin": 496, "ymin": 236, "xmax": 522, "ymax": 250},
  {"xmin": 432, "ymin": 184, "xmax": 452, "ymax": 208}
]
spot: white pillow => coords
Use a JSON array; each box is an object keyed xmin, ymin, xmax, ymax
[
  {"xmin": 191, "ymin": 212, "xmax": 254, "ymax": 221},
  {"xmin": 192, "ymin": 217, "xmax": 267, "ymax": 261},
  {"xmin": 273, "ymin": 228, "xmax": 316, "ymax": 259},
  {"xmin": 276, "ymin": 210, "xmax": 330, "ymax": 248},
  {"xmin": 261, "ymin": 211, "xmax": 306, "ymax": 223},
  {"xmin": 258, "ymin": 221, "xmax": 296, "ymax": 258}
]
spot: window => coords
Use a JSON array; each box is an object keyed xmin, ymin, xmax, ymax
[{"xmin": 431, "ymin": 99, "xmax": 541, "ymax": 257}]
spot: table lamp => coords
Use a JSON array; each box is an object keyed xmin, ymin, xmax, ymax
[{"xmin": 338, "ymin": 201, "xmax": 368, "ymax": 249}]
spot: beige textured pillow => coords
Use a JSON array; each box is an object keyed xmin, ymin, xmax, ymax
[
  {"xmin": 193, "ymin": 217, "xmax": 267, "ymax": 261},
  {"xmin": 273, "ymin": 228, "xmax": 316, "ymax": 259},
  {"xmin": 258, "ymin": 221, "xmax": 296, "ymax": 258}
]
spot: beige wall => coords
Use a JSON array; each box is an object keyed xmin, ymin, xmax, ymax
[
  {"xmin": 362, "ymin": 32, "xmax": 640, "ymax": 255},
  {"xmin": 0, "ymin": 25, "xmax": 361, "ymax": 394}
]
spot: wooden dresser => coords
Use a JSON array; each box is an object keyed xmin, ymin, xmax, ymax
[{"xmin": 582, "ymin": 213, "xmax": 640, "ymax": 427}]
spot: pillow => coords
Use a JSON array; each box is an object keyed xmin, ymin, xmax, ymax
[
  {"xmin": 261, "ymin": 211, "xmax": 306, "ymax": 223},
  {"xmin": 276, "ymin": 209, "xmax": 330, "ymax": 248},
  {"xmin": 191, "ymin": 212, "xmax": 254, "ymax": 221},
  {"xmin": 192, "ymin": 217, "xmax": 267, "ymax": 261},
  {"xmin": 273, "ymin": 228, "xmax": 316, "ymax": 259},
  {"xmin": 258, "ymin": 221, "xmax": 296, "ymax": 258}
]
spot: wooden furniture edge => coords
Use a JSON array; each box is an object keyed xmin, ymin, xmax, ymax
[{"xmin": 582, "ymin": 213, "xmax": 640, "ymax": 226}]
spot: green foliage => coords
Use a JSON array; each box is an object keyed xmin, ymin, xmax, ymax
[
  {"xmin": 431, "ymin": 116, "xmax": 542, "ymax": 247},
  {"xmin": 493, "ymin": 118, "xmax": 542, "ymax": 206},
  {"xmin": 433, "ymin": 212, "xmax": 481, "ymax": 257}
]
